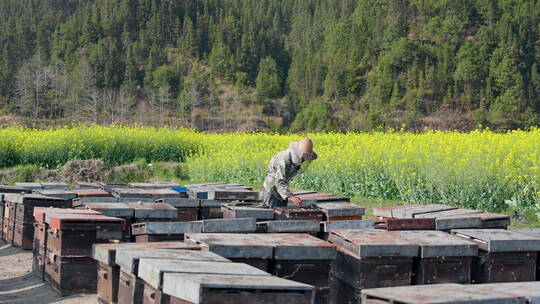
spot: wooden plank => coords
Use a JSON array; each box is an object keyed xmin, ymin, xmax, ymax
[
  {"xmin": 313, "ymin": 202, "xmax": 365, "ymax": 217},
  {"xmin": 396, "ymin": 230, "xmax": 478, "ymax": 257},
  {"xmin": 115, "ymin": 248, "xmax": 228, "ymax": 274},
  {"xmin": 328, "ymin": 229, "xmax": 418, "ymax": 258},
  {"xmin": 321, "ymin": 220, "xmax": 375, "ymax": 232},
  {"xmin": 260, "ymin": 220, "xmax": 320, "ymax": 233},
  {"xmin": 452, "ymin": 229, "xmax": 540, "ymax": 252},
  {"xmin": 478, "ymin": 282, "xmax": 540, "ymax": 303},
  {"xmin": 162, "ymin": 273, "xmax": 315, "ymax": 304},
  {"xmin": 391, "ymin": 204, "xmax": 457, "ymax": 218},
  {"xmin": 513, "ymin": 228, "xmax": 540, "ymax": 238},
  {"xmin": 255, "ymin": 233, "xmax": 336, "ymax": 260},
  {"xmin": 131, "ymin": 222, "xmax": 202, "ymax": 235},
  {"xmin": 92, "ymin": 242, "xmax": 197, "ymax": 265},
  {"xmin": 185, "ymin": 233, "xmax": 274, "ymax": 259},
  {"xmin": 138, "ymin": 259, "xmax": 269, "ymax": 289},
  {"xmin": 361, "ymin": 283, "xmax": 526, "ymax": 304},
  {"xmin": 200, "ymin": 218, "xmax": 256, "ymax": 233},
  {"xmin": 85, "ymin": 203, "xmax": 134, "ymax": 217}
]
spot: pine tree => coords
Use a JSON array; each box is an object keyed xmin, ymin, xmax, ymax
[{"xmin": 256, "ymin": 57, "xmax": 281, "ymax": 99}]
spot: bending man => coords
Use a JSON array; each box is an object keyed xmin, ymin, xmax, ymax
[{"xmin": 262, "ymin": 138, "xmax": 318, "ymax": 208}]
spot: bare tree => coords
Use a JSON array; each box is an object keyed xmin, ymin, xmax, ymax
[
  {"xmin": 49, "ymin": 62, "xmax": 67, "ymax": 120},
  {"xmin": 15, "ymin": 53, "xmax": 50, "ymax": 118},
  {"xmin": 102, "ymin": 88, "xmax": 119, "ymax": 124},
  {"xmin": 156, "ymin": 85, "xmax": 171, "ymax": 124},
  {"xmin": 117, "ymin": 87, "xmax": 134, "ymax": 124},
  {"xmin": 69, "ymin": 59, "xmax": 99, "ymax": 122}
]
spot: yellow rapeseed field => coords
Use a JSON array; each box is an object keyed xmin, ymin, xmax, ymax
[{"xmin": 0, "ymin": 125, "xmax": 539, "ymax": 211}]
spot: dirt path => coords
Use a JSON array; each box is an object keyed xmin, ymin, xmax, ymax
[{"xmin": 0, "ymin": 241, "xmax": 96, "ymax": 304}]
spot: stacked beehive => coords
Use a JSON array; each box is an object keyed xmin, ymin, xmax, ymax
[
  {"xmin": 185, "ymin": 232, "xmax": 337, "ymax": 304},
  {"xmin": 2, "ymin": 194, "xmax": 71, "ymax": 249},
  {"xmin": 32, "ymin": 207, "xmax": 103, "ymax": 280},
  {"xmin": 323, "ymin": 204, "xmax": 540, "ymax": 303},
  {"xmin": 43, "ymin": 211, "xmax": 126, "ymax": 295}
]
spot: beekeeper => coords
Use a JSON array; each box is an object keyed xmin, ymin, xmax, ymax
[{"xmin": 262, "ymin": 138, "xmax": 318, "ymax": 208}]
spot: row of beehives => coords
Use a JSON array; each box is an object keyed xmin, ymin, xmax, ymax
[
  {"xmin": 0, "ymin": 182, "xmax": 263, "ymax": 249},
  {"xmin": 26, "ymin": 203, "xmax": 540, "ymax": 304},
  {"xmin": 3, "ymin": 181, "xmax": 537, "ymax": 304},
  {"xmin": 0, "ymin": 180, "xmax": 368, "ymax": 250}
]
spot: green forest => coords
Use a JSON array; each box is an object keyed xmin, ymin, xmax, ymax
[{"xmin": 0, "ymin": 0, "xmax": 538, "ymax": 131}]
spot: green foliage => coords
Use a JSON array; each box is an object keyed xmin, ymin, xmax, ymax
[
  {"xmin": 0, "ymin": 0, "xmax": 539, "ymax": 131},
  {"xmin": 291, "ymin": 99, "xmax": 337, "ymax": 132},
  {"xmin": 255, "ymin": 57, "xmax": 281, "ymax": 99}
]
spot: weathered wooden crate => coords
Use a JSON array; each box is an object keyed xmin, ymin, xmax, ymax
[
  {"xmin": 15, "ymin": 182, "xmax": 43, "ymax": 191},
  {"xmin": 415, "ymin": 209, "xmax": 511, "ymax": 230},
  {"xmin": 397, "ymin": 230, "xmax": 478, "ymax": 284},
  {"xmin": 128, "ymin": 182, "xmax": 180, "ymax": 189},
  {"xmin": 35, "ymin": 190, "xmax": 77, "ymax": 200},
  {"xmin": 93, "ymin": 242, "xmax": 199, "ymax": 304},
  {"xmin": 112, "ymin": 188, "xmax": 182, "ymax": 199},
  {"xmin": 12, "ymin": 194, "xmax": 72, "ymax": 223},
  {"xmin": 294, "ymin": 192, "xmax": 350, "ymax": 204},
  {"xmin": 72, "ymin": 196, "xmax": 119, "ymax": 208},
  {"xmin": 138, "ymin": 259, "xmax": 268, "ymax": 304},
  {"xmin": 513, "ymin": 228, "xmax": 540, "ymax": 281},
  {"xmin": 40, "ymin": 182, "xmax": 68, "ymax": 190},
  {"xmin": 132, "ymin": 222, "xmax": 202, "ymax": 242},
  {"xmin": 221, "ymin": 204, "xmax": 274, "ymax": 220},
  {"xmin": 115, "ymin": 248, "xmax": 228, "ymax": 304},
  {"xmin": 33, "ymin": 207, "xmax": 103, "ymax": 250},
  {"xmin": 100, "ymin": 181, "xmax": 128, "ymax": 192},
  {"xmin": 13, "ymin": 222, "xmax": 33, "ymax": 249},
  {"xmin": 163, "ymin": 273, "xmax": 315, "ymax": 304},
  {"xmin": 199, "ymin": 199, "xmax": 223, "ymax": 220},
  {"xmin": 452, "ymin": 229, "xmax": 540, "ymax": 283},
  {"xmin": 361, "ymin": 283, "xmax": 526, "ymax": 304},
  {"xmin": 73, "ymin": 188, "xmax": 114, "ymax": 198},
  {"xmin": 46, "ymin": 214, "xmax": 125, "ymax": 256},
  {"xmin": 32, "ymin": 244, "xmax": 46, "ymax": 280},
  {"xmin": 85, "ymin": 202, "xmax": 134, "ymax": 218},
  {"xmin": 128, "ymin": 203, "xmax": 178, "ymax": 221},
  {"xmin": 75, "ymin": 181, "xmax": 102, "ymax": 189},
  {"xmin": 0, "ymin": 185, "xmax": 31, "ymax": 193},
  {"xmin": 44, "ymin": 249, "xmax": 98, "ymax": 296},
  {"xmin": 156, "ymin": 198, "xmax": 199, "ymax": 221},
  {"xmin": 328, "ymin": 229, "xmax": 418, "ymax": 301},
  {"xmin": 372, "ymin": 204, "xmax": 456, "ymax": 218},
  {"xmin": 313, "ymin": 202, "xmax": 365, "ymax": 221},
  {"xmin": 185, "ymin": 233, "xmax": 274, "ymax": 271},
  {"xmin": 257, "ymin": 233, "xmax": 336, "ymax": 303},
  {"xmin": 257, "ymin": 220, "xmax": 320, "ymax": 234},
  {"xmin": 318, "ymin": 220, "xmax": 375, "ymax": 240},
  {"xmin": 199, "ymin": 218, "xmax": 256, "ymax": 233},
  {"xmin": 2, "ymin": 218, "xmax": 13, "ymax": 243},
  {"xmin": 477, "ymin": 281, "xmax": 540, "ymax": 303},
  {"xmin": 380, "ymin": 218, "xmax": 436, "ymax": 231},
  {"xmin": 274, "ymin": 207, "xmax": 324, "ymax": 221}
]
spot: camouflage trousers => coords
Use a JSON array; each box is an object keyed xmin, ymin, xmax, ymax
[{"xmin": 262, "ymin": 187, "xmax": 288, "ymax": 208}]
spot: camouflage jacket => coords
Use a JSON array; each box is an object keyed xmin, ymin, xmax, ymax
[{"xmin": 263, "ymin": 142, "xmax": 316, "ymax": 200}]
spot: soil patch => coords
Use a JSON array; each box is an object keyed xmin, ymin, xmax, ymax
[{"xmin": 60, "ymin": 159, "xmax": 112, "ymax": 182}]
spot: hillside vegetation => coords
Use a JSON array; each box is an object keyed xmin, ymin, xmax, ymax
[{"xmin": 0, "ymin": 0, "xmax": 539, "ymax": 131}]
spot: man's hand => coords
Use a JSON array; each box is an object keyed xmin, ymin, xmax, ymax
[{"xmin": 289, "ymin": 196, "xmax": 303, "ymax": 207}]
